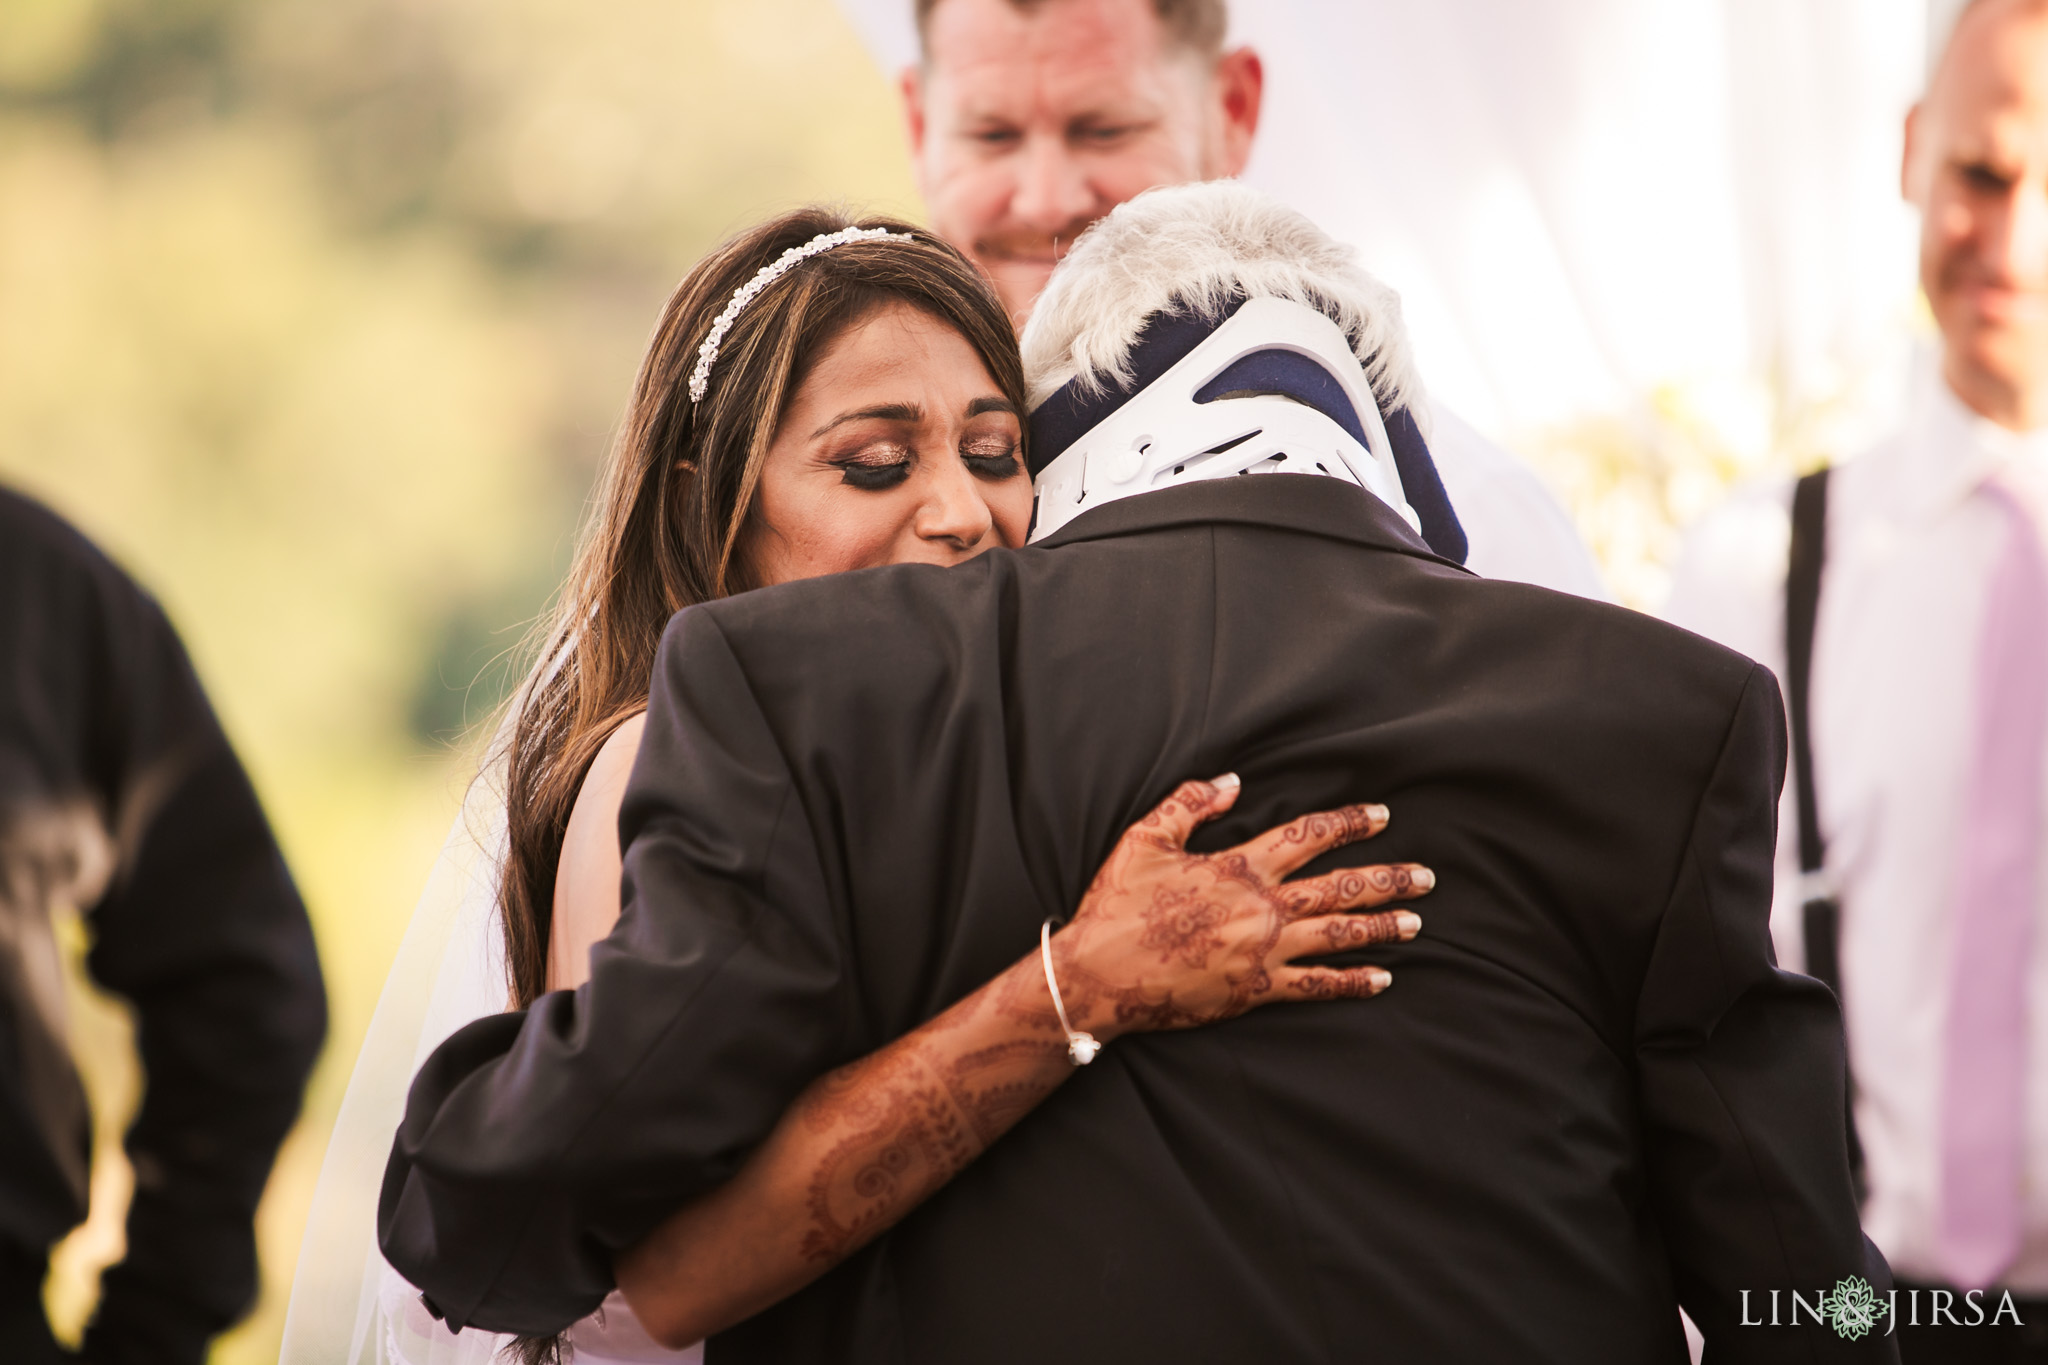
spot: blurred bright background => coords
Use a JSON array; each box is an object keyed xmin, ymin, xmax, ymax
[{"xmin": 0, "ymin": 0, "xmax": 1951, "ymax": 1359}]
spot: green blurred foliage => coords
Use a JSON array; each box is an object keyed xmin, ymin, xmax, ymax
[{"xmin": 0, "ymin": 0, "xmax": 919, "ymax": 1358}]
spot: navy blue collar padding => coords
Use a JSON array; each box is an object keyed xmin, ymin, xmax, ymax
[
  {"xmin": 1384, "ymin": 408, "xmax": 1466, "ymax": 565},
  {"xmin": 1027, "ymin": 297, "xmax": 1249, "ymax": 479},
  {"xmin": 1192, "ymin": 348, "xmax": 1370, "ymax": 446},
  {"xmin": 1027, "ymin": 297, "xmax": 1468, "ymax": 564}
]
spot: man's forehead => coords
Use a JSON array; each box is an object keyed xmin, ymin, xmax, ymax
[
  {"xmin": 1930, "ymin": 0, "xmax": 2048, "ymax": 132},
  {"xmin": 925, "ymin": 0, "xmax": 1182, "ymax": 102}
]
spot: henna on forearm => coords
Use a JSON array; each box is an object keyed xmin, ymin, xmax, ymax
[
  {"xmin": 615, "ymin": 953, "xmax": 1075, "ymax": 1347},
  {"xmin": 796, "ymin": 1024, "xmax": 1064, "ymax": 1266}
]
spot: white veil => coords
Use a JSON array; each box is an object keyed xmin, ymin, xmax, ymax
[
  {"xmin": 279, "ymin": 751, "xmax": 523, "ymax": 1365},
  {"xmin": 280, "ymin": 722, "xmax": 701, "ymax": 1365}
]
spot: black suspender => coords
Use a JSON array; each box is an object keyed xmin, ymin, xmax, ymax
[
  {"xmin": 1785, "ymin": 465, "xmax": 1865, "ymax": 1195},
  {"xmin": 1787, "ymin": 469, "xmax": 1835, "ymax": 973}
]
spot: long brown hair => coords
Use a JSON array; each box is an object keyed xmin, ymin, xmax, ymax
[{"xmin": 497, "ymin": 207, "xmax": 1025, "ymax": 1012}]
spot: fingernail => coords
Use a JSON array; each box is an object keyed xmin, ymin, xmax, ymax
[
  {"xmin": 1370, "ymin": 967, "xmax": 1393, "ymax": 990},
  {"xmin": 1411, "ymin": 867, "xmax": 1435, "ymax": 890},
  {"xmin": 1394, "ymin": 911, "xmax": 1421, "ymax": 937},
  {"xmin": 1369, "ymin": 803, "xmax": 1390, "ymax": 826},
  {"xmin": 1211, "ymin": 772, "xmax": 1241, "ymax": 792}
]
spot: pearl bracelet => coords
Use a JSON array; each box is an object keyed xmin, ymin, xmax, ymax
[{"xmin": 1040, "ymin": 918, "xmax": 1101, "ymax": 1066}]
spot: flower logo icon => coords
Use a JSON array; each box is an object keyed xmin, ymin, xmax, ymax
[{"xmin": 1819, "ymin": 1276, "xmax": 1884, "ymax": 1340}]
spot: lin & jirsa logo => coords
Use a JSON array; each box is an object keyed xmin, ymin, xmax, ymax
[{"xmin": 1740, "ymin": 1276, "xmax": 2025, "ymax": 1339}]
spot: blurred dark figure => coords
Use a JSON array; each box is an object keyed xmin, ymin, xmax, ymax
[{"xmin": 0, "ymin": 487, "xmax": 325, "ymax": 1364}]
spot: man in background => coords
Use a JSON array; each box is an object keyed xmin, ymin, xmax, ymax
[
  {"xmin": 897, "ymin": 0, "xmax": 1608, "ymax": 598},
  {"xmin": 0, "ymin": 487, "xmax": 325, "ymax": 1364},
  {"xmin": 1668, "ymin": 1, "xmax": 2048, "ymax": 1358}
]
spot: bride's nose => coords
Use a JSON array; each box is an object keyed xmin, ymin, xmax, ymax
[{"xmin": 915, "ymin": 456, "xmax": 997, "ymax": 553}]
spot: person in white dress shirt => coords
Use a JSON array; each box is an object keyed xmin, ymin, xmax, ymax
[
  {"xmin": 1668, "ymin": 2, "xmax": 2048, "ymax": 1357},
  {"xmin": 897, "ymin": 0, "xmax": 1608, "ymax": 598}
]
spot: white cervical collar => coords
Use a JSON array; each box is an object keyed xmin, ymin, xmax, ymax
[{"xmin": 1028, "ymin": 296, "xmax": 1420, "ymax": 544}]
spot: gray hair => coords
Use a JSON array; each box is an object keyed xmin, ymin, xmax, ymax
[{"xmin": 1018, "ymin": 181, "xmax": 1423, "ymax": 419}]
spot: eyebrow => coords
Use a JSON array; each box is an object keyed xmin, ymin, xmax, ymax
[
  {"xmin": 810, "ymin": 396, "xmax": 1016, "ymax": 437},
  {"xmin": 811, "ymin": 403, "xmax": 921, "ymax": 438},
  {"xmin": 1068, "ymin": 110, "xmax": 1159, "ymax": 133}
]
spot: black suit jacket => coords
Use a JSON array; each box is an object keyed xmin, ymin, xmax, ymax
[
  {"xmin": 383, "ymin": 476, "xmax": 1890, "ymax": 1363},
  {"xmin": 0, "ymin": 489, "xmax": 325, "ymax": 1363}
]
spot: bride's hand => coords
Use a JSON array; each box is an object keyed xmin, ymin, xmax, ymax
[{"xmin": 1050, "ymin": 773, "xmax": 1429, "ymax": 1041}]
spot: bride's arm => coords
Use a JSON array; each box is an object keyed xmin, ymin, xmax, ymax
[{"xmin": 573, "ymin": 775, "xmax": 1429, "ymax": 1350}]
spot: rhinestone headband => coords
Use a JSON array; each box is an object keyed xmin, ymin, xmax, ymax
[{"xmin": 688, "ymin": 226, "xmax": 913, "ymax": 405}]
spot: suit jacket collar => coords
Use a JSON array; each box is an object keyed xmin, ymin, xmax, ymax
[{"xmin": 1032, "ymin": 474, "xmax": 1473, "ymax": 575}]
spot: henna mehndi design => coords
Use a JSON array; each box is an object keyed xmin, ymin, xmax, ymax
[
  {"xmin": 1276, "ymin": 803, "xmax": 1384, "ymax": 850},
  {"xmin": 1319, "ymin": 912, "xmax": 1404, "ymax": 952},
  {"xmin": 1287, "ymin": 968, "xmax": 1389, "ymax": 1001},
  {"xmin": 1138, "ymin": 884, "xmax": 1230, "ymax": 967},
  {"xmin": 796, "ymin": 1016, "xmax": 1069, "ymax": 1267},
  {"xmin": 789, "ymin": 781, "xmax": 1425, "ymax": 1276}
]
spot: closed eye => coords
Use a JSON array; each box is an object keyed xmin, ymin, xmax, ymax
[
  {"xmin": 961, "ymin": 434, "xmax": 1023, "ymax": 481},
  {"xmin": 964, "ymin": 453, "xmax": 1023, "ymax": 480},
  {"xmin": 1072, "ymin": 121, "xmax": 1149, "ymax": 148},
  {"xmin": 832, "ymin": 443, "xmax": 913, "ymax": 491}
]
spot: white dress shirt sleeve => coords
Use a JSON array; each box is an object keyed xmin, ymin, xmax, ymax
[{"xmin": 1426, "ymin": 405, "xmax": 1611, "ymax": 601}]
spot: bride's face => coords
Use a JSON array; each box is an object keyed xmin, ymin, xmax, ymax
[{"xmin": 742, "ymin": 300, "xmax": 1032, "ymax": 587}]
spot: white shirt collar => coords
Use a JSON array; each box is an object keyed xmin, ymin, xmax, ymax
[{"xmin": 1899, "ymin": 359, "xmax": 2048, "ymax": 519}]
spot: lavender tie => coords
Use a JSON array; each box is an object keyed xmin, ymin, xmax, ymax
[{"xmin": 1939, "ymin": 478, "xmax": 2047, "ymax": 1290}]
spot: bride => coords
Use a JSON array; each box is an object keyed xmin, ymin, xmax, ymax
[{"xmin": 282, "ymin": 208, "xmax": 1431, "ymax": 1364}]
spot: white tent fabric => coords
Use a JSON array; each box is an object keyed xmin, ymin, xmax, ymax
[{"xmin": 836, "ymin": 0, "xmax": 1934, "ymax": 450}]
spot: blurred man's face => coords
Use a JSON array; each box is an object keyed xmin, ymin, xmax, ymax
[
  {"xmin": 1905, "ymin": 0, "xmax": 2048, "ymax": 430},
  {"xmin": 904, "ymin": 0, "xmax": 1260, "ymax": 321}
]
